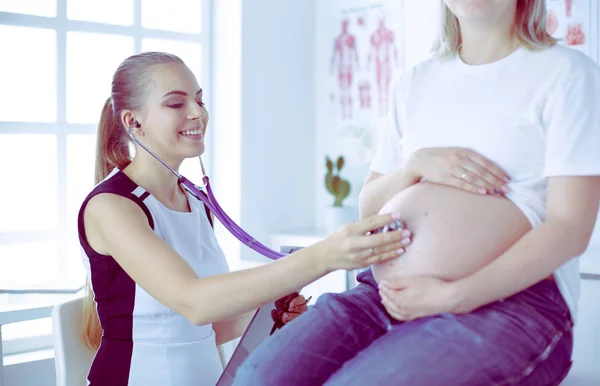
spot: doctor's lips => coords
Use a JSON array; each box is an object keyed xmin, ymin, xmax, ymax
[{"xmin": 179, "ymin": 127, "xmax": 204, "ymax": 138}]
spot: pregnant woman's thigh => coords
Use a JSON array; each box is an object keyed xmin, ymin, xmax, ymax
[{"xmin": 371, "ymin": 182, "xmax": 531, "ymax": 283}]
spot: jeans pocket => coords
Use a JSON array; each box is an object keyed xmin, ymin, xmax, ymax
[
  {"xmin": 488, "ymin": 297, "xmax": 573, "ymax": 386},
  {"xmin": 516, "ymin": 280, "xmax": 573, "ymax": 333}
]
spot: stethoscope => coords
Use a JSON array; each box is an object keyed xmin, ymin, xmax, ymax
[
  {"xmin": 127, "ymin": 127, "xmax": 406, "ymax": 261},
  {"xmin": 128, "ymin": 127, "xmax": 287, "ymax": 260}
]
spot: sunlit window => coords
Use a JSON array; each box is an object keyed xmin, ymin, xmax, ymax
[
  {"xmin": 0, "ymin": 0, "xmax": 208, "ymax": 356},
  {"xmin": 0, "ymin": 26, "xmax": 57, "ymax": 122}
]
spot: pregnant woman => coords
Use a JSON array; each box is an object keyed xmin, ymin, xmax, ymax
[{"xmin": 233, "ymin": 0, "xmax": 600, "ymax": 385}]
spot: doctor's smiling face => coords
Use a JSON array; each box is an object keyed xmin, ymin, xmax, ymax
[{"xmin": 122, "ymin": 61, "xmax": 209, "ymax": 163}]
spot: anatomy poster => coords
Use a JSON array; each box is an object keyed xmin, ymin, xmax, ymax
[
  {"xmin": 546, "ymin": 0, "xmax": 597, "ymax": 58},
  {"xmin": 328, "ymin": 3, "xmax": 402, "ymax": 122},
  {"xmin": 315, "ymin": 0, "xmax": 403, "ymax": 227},
  {"xmin": 318, "ymin": 0, "xmax": 403, "ymax": 168}
]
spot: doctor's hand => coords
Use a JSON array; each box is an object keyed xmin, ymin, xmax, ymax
[
  {"xmin": 316, "ymin": 213, "xmax": 411, "ymax": 271},
  {"xmin": 378, "ymin": 276, "xmax": 463, "ymax": 321},
  {"xmin": 406, "ymin": 147, "xmax": 511, "ymax": 196}
]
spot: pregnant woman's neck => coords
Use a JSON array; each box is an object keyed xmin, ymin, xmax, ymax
[{"xmin": 459, "ymin": 19, "xmax": 519, "ymax": 66}]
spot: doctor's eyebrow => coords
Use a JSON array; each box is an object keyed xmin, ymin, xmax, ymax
[{"xmin": 162, "ymin": 89, "xmax": 203, "ymax": 98}]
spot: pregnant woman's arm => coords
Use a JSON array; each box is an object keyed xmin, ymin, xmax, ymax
[
  {"xmin": 454, "ymin": 176, "xmax": 600, "ymax": 314},
  {"xmin": 358, "ymin": 165, "xmax": 419, "ymax": 219},
  {"xmin": 359, "ymin": 147, "xmax": 511, "ymax": 218}
]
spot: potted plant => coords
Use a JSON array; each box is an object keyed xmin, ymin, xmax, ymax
[{"xmin": 323, "ymin": 155, "xmax": 355, "ymax": 232}]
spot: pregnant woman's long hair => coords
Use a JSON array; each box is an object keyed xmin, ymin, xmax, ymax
[
  {"xmin": 83, "ymin": 52, "xmax": 183, "ymax": 350},
  {"xmin": 433, "ymin": 0, "xmax": 557, "ymax": 59}
]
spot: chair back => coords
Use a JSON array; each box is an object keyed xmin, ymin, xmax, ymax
[{"xmin": 51, "ymin": 297, "xmax": 96, "ymax": 386}]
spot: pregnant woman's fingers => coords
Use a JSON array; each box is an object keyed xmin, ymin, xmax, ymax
[
  {"xmin": 455, "ymin": 166, "xmax": 496, "ymax": 194},
  {"xmin": 463, "ymin": 162, "xmax": 507, "ymax": 194},
  {"xmin": 380, "ymin": 290, "xmax": 408, "ymax": 321},
  {"xmin": 447, "ymin": 174, "xmax": 487, "ymax": 195},
  {"xmin": 462, "ymin": 150, "xmax": 511, "ymax": 185}
]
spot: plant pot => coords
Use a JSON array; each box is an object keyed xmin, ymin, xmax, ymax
[{"xmin": 323, "ymin": 206, "xmax": 357, "ymax": 233}]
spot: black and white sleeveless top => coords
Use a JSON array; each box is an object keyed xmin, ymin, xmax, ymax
[{"xmin": 78, "ymin": 169, "xmax": 229, "ymax": 385}]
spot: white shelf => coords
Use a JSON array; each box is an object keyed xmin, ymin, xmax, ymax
[
  {"xmin": 270, "ymin": 229, "xmax": 327, "ymax": 252},
  {"xmin": 580, "ymin": 259, "xmax": 600, "ymax": 277}
]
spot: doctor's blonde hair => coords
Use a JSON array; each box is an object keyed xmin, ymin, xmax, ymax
[
  {"xmin": 433, "ymin": 0, "xmax": 558, "ymax": 58},
  {"xmin": 84, "ymin": 51, "xmax": 183, "ymax": 350}
]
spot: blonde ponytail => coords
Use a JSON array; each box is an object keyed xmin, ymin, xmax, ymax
[
  {"xmin": 95, "ymin": 97, "xmax": 132, "ymax": 184},
  {"xmin": 83, "ymin": 97, "xmax": 133, "ymax": 351},
  {"xmin": 82, "ymin": 281, "xmax": 102, "ymax": 350}
]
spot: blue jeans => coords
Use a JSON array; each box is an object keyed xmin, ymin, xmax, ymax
[{"xmin": 233, "ymin": 270, "xmax": 573, "ymax": 386}]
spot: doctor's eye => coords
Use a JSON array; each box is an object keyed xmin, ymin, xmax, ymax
[{"xmin": 167, "ymin": 103, "xmax": 184, "ymax": 109}]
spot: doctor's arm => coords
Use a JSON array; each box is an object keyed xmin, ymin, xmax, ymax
[
  {"xmin": 83, "ymin": 193, "xmax": 405, "ymax": 327},
  {"xmin": 212, "ymin": 311, "xmax": 254, "ymax": 346}
]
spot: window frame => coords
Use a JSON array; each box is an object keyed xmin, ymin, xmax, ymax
[{"xmin": 0, "ymin": 0, "xmax": 212, "ymax": 356}]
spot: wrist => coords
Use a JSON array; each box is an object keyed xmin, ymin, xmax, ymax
[
  {"xmin": 449, "ymin": 279, "xmax": 478, "ymax": 314},
  {"xmin": 304, "ymin": 241, "xmax": 335, "ymax": 276}
]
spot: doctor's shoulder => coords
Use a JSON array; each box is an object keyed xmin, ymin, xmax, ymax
[{"xmin": 81, "ymin": 192, "xmax": 152, "ymax": 255}]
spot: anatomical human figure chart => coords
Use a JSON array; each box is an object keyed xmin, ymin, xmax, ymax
[
  {"xmin": 328, "ymin": 3, "xmax": 402, "ymax": 122},
  {"xmin": 546, "ymin": 0, "xmax": 596, "ymax": 58}
]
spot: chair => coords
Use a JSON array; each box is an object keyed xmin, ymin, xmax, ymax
[
  {"xmin": 52, "ymin": 297, "xmax": 228, "ymax": 386},
  {"xmin": 51, "ymin": 297, "xmax": 95, "ymax": 386}
]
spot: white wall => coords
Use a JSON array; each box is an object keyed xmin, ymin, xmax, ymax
[
  {"xmin": 314, "ymin": 0, "xmax": 406, "ymax": 230},
  {"xmin": 238, "ymin": 0, "xmax": 317, "ymax": 261}
]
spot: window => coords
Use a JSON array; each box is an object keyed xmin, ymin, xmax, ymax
[{"xmin": 0, "ymin": 0, "xmax": 210, "ymax": 356}]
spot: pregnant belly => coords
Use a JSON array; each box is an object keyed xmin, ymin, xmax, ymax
[{"xmin": 371, "ymin": 182, "xmax": 532, "ymax": 284}]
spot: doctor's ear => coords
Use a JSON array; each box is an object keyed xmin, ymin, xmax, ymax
[
  {"xmin": 121, "ymin": 111, "xmax": 143, "ymax": 134},
  {"xmin": 126, "ymin": 120, "xmax": 143, "ymax": 136}
]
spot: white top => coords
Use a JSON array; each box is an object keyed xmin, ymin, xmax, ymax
[
  {"xmin": 370, "ymin": 44, "xmax": 600, "ymax": 322},
  {"xmin": 79, "ymin": 169, "xmax": 230, "ymax": 385}
]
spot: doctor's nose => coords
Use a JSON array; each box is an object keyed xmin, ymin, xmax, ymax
[{"xmin": 187, "ymin": 104, "xmax": 206, "ymax": 120}]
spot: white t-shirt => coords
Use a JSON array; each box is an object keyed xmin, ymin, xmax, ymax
[{"xmin": 370, "ymin": 44, "xmax": 600, "ymax": 322}]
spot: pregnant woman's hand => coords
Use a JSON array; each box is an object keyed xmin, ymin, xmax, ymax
[
  {"xmin": 378, "ymin": 276, "xmax": 463, "ymax": 321},
  {"xmin": 407, "ymin": 147, "xmax": 511, "ymax": 196}
]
